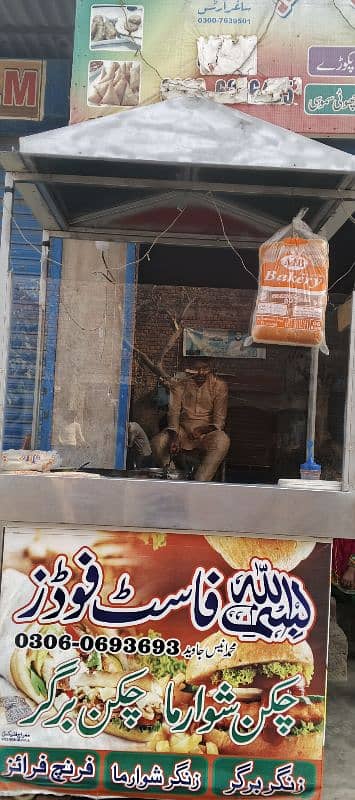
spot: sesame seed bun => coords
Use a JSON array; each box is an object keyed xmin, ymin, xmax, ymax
[{"xmin": 205, "ymin": 537, "xmax": 314, "ymax": 572}]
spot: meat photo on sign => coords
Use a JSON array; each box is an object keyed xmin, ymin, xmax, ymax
[
  {"xmin": 90, "ymin": 4, "xmax": 144, "ymax": 52},
  {"xmin": 88, "ymin": 60, "xmax": 141, "ymax": 107}
]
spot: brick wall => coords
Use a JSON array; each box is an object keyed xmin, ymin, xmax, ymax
[{"xmin": 132, "ymin": 285, "xmax": 348, "ymax": 481}]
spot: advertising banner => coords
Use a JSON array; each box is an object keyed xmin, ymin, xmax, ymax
[
  {"xmin": 0, "ymin": 527, "xmax": 331, "ymax": 798},
  {"xmin": 183, "ymin": 328, "xmax": 266, "ymax": 359},
  {"xmin": 0, "ymin": 60, "xmax": 45, "ymax": 121},
  {"xmin": 71, "ymin": 0, "xmax": 355, "ymax": 134}
]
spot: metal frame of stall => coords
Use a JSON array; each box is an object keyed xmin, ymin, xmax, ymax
[{"xmin": 0, "ymin": 97, "xmax": 355, "ymax": 540}]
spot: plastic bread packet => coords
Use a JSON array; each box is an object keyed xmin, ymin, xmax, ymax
[
  {"xmin": 245, "ymin": 212, "xmax": 329, "ymax": 355},
  {"xmin": 0, "ymin": 450, "xmax": 62, "ymax": 472}
]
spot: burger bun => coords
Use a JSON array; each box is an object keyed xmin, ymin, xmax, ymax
[
  {"xmin": 105, "ymin": 721, "xmax": 160, "ymax": 742},
  {"xmin": 205, "ymin": 536, "xmax": 314, "ymax": 572}
]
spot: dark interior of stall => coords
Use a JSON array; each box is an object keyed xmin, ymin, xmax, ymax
[{"xmin": 130, "ymin": 222, "xmax": 353, "ymax": 485}]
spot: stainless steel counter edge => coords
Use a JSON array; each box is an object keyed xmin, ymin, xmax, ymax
[{"xmin": 0, "ymin": 474, "xmax": 352, "ymax": 538}]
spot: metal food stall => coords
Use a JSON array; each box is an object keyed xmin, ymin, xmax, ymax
[{"xmin": 0, "ymin": 97, "xmax": 354, "ymax": 799}]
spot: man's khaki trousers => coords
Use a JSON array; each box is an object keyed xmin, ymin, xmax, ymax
[{"xmin": 151, "ymin": 429, "xmax": 230, "ymax": 482}]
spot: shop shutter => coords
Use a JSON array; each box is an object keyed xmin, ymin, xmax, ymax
[{"xmin": 0, "ymin": 170, "xmax": 42, "ymax": 449}]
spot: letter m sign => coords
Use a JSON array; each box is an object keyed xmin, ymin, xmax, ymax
[{"xmin": 0, "ymin": 61, "xmax": 45, "ymax": 120}]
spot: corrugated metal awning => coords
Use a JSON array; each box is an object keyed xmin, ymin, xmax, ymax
[{"xmin": 1, "ymin": 97, "xmax": 355, "ymax": 248}]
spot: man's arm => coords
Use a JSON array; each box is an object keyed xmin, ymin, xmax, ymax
[{"xmin": 212, "ymin": 380, "xmax": 228, "ymax": 430}]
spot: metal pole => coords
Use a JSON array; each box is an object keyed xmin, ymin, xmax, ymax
[
  {"xmin": 306, "ymin": 348, "xmax": 319, "ymax": 464},
  {"xmin": 31, "ymin": 231, "xmax": 49, "ymax": 449},
  {"xmin": 0, "ymin": 173, "xmax": 14, "ymax": 451},
  {"xmin": 342, "ymin": 292, "xmax": 355, "ymax": 490}
]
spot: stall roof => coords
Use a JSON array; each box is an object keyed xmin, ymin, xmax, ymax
[
  {"xmin": 1, "ymin": 97, "xmax": 355, "ymax": 247},
  {"xmin": 18, "ymin": 97, "xmax": 355, "ymax": 172}
]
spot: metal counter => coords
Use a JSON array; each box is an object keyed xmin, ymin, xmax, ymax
[{"xmin": 0, "ymin": 473, "xmax": 352, "ymax": 539}]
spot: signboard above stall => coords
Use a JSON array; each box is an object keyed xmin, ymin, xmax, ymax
[
  {"xmin": 0, "ymin": 60, "xmax": 45, "ymax": 121},
  {"xmin": 71, "ymin": 0, "xmax": 355, "ymax": 135}
]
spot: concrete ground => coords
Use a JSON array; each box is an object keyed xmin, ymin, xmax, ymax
[{"xmin": 323, "ymin": 658, "xmax": 355, "ymax": 800}]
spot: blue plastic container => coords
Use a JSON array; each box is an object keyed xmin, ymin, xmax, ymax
[{"xmin": 300, "ymin": 458, "xmax": 322, "ymax": 480}]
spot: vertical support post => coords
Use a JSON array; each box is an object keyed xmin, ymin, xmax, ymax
[
  {"xmin": 37, "ymin": 238, "xmax": 62, "ymax": 452},
  {"xmin": 342, "ymin": 292, "xmax": 355, "ymax": 490},
  {"xmin": 115, "ymin": 243, "xmax": 137, "ymax": 469},
  {"xmin": 306, "ymin": 347, "xmax": 319, "ymax": 463},
  {"xmin": 0, "ymin": 173, "xmax": 14, "ymax": 451},
  {"xmin": 31, "ymin": 231, "xmax": 49, "ymax": 449}
]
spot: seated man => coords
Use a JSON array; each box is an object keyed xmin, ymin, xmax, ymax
[{"xmin": 151, "ymin": 360, "xmax": 230, "ymax": 482}]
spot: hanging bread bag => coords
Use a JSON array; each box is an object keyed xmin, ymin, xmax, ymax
[{"xmin": 248, "ymin": 213, "xmax": 329, "ymax": 354}]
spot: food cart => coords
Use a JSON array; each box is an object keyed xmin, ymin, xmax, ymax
[{"xmin": 0, "ymin": 96, "xmax": 354, "ymax": 800}]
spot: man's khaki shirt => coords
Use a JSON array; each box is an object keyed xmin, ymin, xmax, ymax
[{"xmin": 167, "ymin": 373, "xmax": 228, "ymax": 450}]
